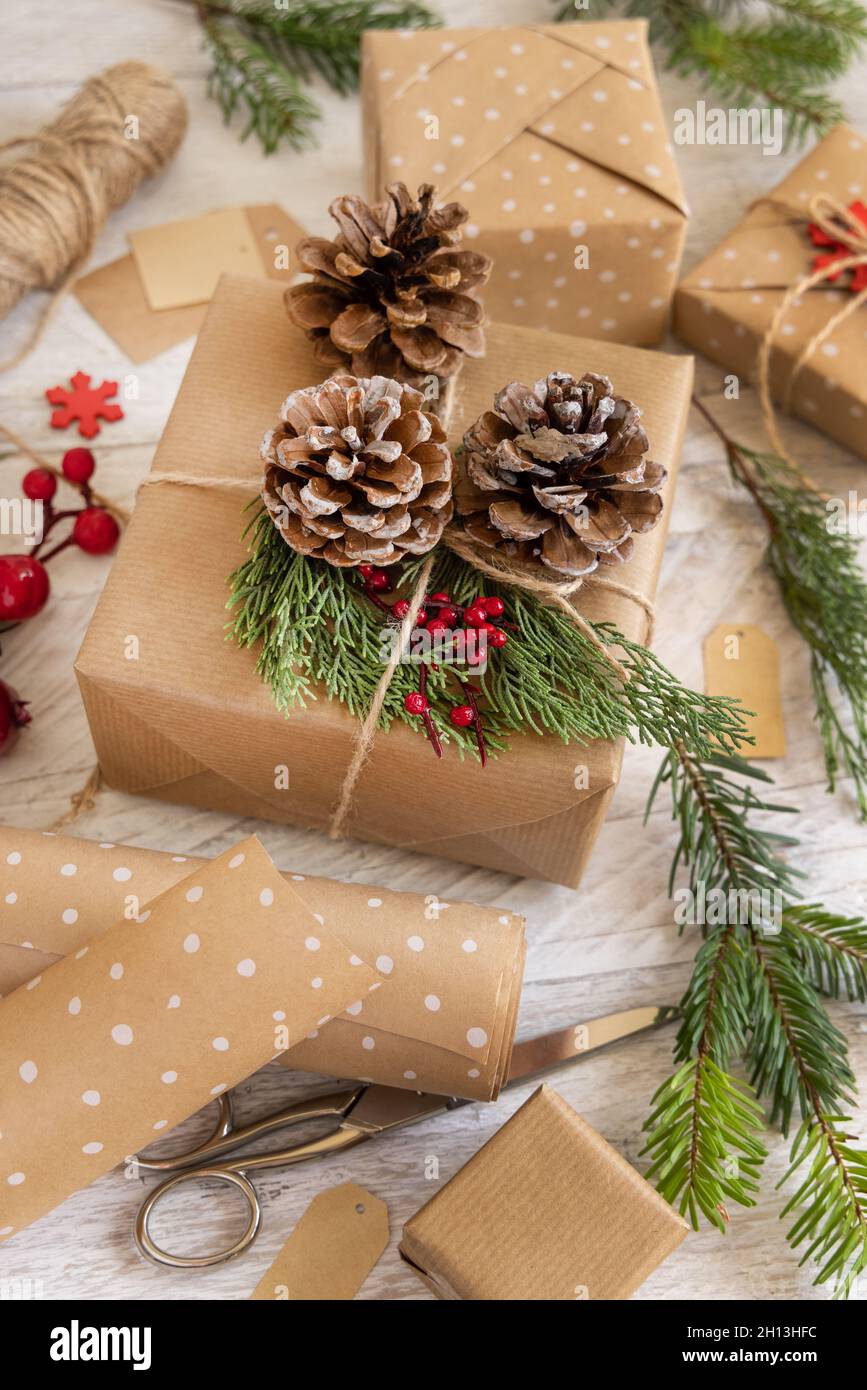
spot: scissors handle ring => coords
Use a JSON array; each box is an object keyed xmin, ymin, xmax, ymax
[
  {"xmin": 134, "ymin": 1167, "xmax": 261, "ymax": 1269},
  {"xmin": 134, "ymin": 1093, "xmax": 235, "ymax": 1173}
]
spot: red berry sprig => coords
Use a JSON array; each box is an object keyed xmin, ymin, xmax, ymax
[{"xmin": 14, "ymin": 448, "xmax": 122, "ymax": 573}]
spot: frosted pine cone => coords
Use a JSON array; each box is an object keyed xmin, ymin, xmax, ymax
[
  {"xmin": 456, "ymin": 371, "xmax": 667, "ymax": 577},
  {"xmin": 285, "ymin": 183, "xmax": 492, "ymax": 387},
  {"xmin": 261, "ymin": 374, "xmax": 454, "ymax": 567}
]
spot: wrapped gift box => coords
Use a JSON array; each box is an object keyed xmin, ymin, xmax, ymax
[
  {"xmin": 400, "ymin": 1084, "xmax": 688, "ymax": 1300},
  {"xmin": 675, "ymin": 124, "xmax": 867, "ymax": 460},
  {"xmin": 361, "ymin": 18, "xmax": 689, "ymax": 347},
  {"xmin": 75, "ymin": 274, "xmax": 692, "ymax": 888}
]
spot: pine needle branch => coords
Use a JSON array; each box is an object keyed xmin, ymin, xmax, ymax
[
  {"xmin": 551, "ymin": 0, "xmax": 867, "ymax": 141},
  {"xmin": 646, "ymin": 742, "xmax": 867, "ymax": 1294},
  {"xmin": 227, "ymin": 511, "xmax": 751, "ymax": 760},
  {"xmin": 190, "ymin": 0, "xmax": 440, "ymax": 152},
  {"xmin": 694, "ymin": 398, "xmax": 867, "ymax": 822}
]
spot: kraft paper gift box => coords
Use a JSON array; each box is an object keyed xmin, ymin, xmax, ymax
[
  {"xmin": 75, "ymin": 273, "xmax": 693, "ymax": 888},
  {"xmin": 0, "ymin": 827, "xmax": 525, "ymax": 1104},
  {"xmin": 399, "ymin": 1085, "xmax": 688, "ymax": 1301},
  {"xmin": 361, "ymin": 19, "xmax": 689, "ymax": 347},
  {"xmin": 674, "ymin": 124, "xmax": 867, "ymax": 461}
]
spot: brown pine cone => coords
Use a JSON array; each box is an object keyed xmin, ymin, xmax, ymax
[
  {"xmin": 285, "ymin": 183, "xmax": 492, "ymax": 388},
  {"xmin": 456, "ymin": 372, "xmax": 667, "ymax": 578},
  {"xmin": 261, "ymin": 374, "xmax": 454, "ymax": 567}
]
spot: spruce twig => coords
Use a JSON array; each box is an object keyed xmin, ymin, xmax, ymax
[
  {"xmin": 188, "ymin": 0, "xmax": 440, "ymax": 152},
  {"xmin": 646, "ymin": 741, "xmax": 867, "ymax": 1296},
  {"xmin": 552, "ymin": 0, "xmax": 867, "ymax": 142},
  {"xmin": 693, "ymin": 398, "xmax": 867, "ymax": 821}
]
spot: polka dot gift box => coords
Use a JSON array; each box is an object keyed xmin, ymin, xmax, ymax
[
  {"xmin": 674, "ymin": 124, "xmax": 867, "ymax": 462},
  {"xmin": 361, "ymin": 20, "xmax": 689, "ymax": 348},
  {"xmin": 0, "ymin": 826, "xmax": 525, "ymax": 1108}
]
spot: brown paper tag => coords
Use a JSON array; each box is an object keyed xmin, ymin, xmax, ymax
[
  {"xmin": 130, "ymin": 207, "xmax": 265, "ymax": 311},
  {"xmin": 703, "ymin": 623, "xmax": 785, "ymax": 758},
  {"xmin": 250, "ymin": 1183, "xmax": 389, "ymax": 1300}
]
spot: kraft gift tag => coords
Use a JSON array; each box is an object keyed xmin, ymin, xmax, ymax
[
  {"xmin": 703, "ymin": 623, "xmax": 786, "ymax": 758},
  {"xmin": 250, "ymin": 1183, "xmax": 389, "ymax": 1300},
  {"xmin": 130, "ymin": 206, "xmax": 264, "ymax": 310}
]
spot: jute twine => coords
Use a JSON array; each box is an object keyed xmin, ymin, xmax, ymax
[
  {"xmin": 755, "ymin": 192, "xmax": 867, "ymax": 483},
  {"xmin": 138, "ymin": 374, "xmax": 654, "ymax": 840},
  {"xmin": 0, "ymin": 61, "xmax": 187, "ymax": 369}
]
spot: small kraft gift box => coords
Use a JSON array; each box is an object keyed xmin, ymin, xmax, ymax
[
  {"xmin": 361, "ymin": 19, "xmax": 689, "ymax": 347},
  {"xmin": 74, "ymin": 274, "xmax": 693, "ymax": 889},
  {"xmin": 674, "ymin": 124, "xmax": 867, "ymax": 461},
  {"xmin": 399, "ymin": 1085, "xmax": 688, "ymax": 1300}
]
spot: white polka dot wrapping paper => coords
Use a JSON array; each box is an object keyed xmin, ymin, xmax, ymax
[
  {"xmin": 0, "ymin": 826, "xmax": 525, "ymax": 1114},
  {"xmin": 674, "ymin": 124, "xmax": 867, "ymax": 461},
  {"xmin": 361, "ymin": 19, "xmax": 689, "ymax": 348},
  {"xmin": 0, "ymin": 835, "xmax": 391, "ymax": 1242}
]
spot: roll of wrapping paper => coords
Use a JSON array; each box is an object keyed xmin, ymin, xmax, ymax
[
  {"xmin": 0, "ymin": 827, "xmax": 525, "ymax": 1103},
  {"xmin": 0, "ymin": 836, "xmax": 386, "ymax": 1242}
]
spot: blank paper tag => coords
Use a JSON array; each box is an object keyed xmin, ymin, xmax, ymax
[
  {"xmin": 130, "ymin": 207, "xmax": 265, "ymax": 310},
  {"xmin": 250, "ymin": 1183, "xmax": 389, "ymax": 1301},
  {"xmin": 703, "ymin": 623, "xmax": 785, "ymax": 758}
]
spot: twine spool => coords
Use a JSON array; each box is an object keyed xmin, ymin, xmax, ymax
[{"xmin": 0, "ymin": 61, "xmax": 187, "ymax": 357}]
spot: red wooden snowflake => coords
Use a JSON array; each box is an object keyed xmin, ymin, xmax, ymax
[
  {"xmin": 45, "ymin": 372, "xmax": 124, "ymax": 439},
  {"xmin": 808, "ymin": 200, "xmax": 867, "ymax": 293}
]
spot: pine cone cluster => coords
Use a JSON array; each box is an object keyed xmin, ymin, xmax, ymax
[
  {"xmin": 261, "ymin": 374, "xmax": 454, "ymax": 567},
  {"xmin": 285, "ymin": 183, "xmax": 492, "ymax": 388},
  {"xmin": 456, "ymin": 372, "xmax": 666, "ymax": 578}
]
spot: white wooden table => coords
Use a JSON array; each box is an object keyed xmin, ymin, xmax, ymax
[{"xmin": 1, "ymin": 0, "xmax": 866, "ymax": 1302}]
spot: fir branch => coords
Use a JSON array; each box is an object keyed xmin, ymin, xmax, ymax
[
  {"xmin": 647, "ymin": 740, "xmax": 867, "ymax": 1294},
  {"xmin": 190, "ymin": 0, "xmax": 440, "ymax": 152},
  {"xmin": 694, "ymin": 399, "xmax": 867, "ymax": 820},
  {"xmin": 781, "ymin": 903, "xmax": 867, "ymax": 1002},
  {"xmin": 227, "ymin": 511, "xmax": 751, "ymax": 760},
  {"xmin": 551, "ymin": 0, "xmax": 867, "ymax": 141}
]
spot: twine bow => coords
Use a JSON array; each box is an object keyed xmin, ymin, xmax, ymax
[{"xmin": 757, "ymin": 193, "xmax": 867, "ymax": 474}]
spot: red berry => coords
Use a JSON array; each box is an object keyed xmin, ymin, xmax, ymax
[
  {"xmin": 392, "ymin": 599, "xmax": 411, "ymax": 620},
  {"xmin": 463, "ymin": 606, "xmax": 487, "ymax": 628},
  {"xmin": 426, "ymin": 617, "xmax": 451, "ymax": 635},
  {"xmin": 366, "ymin": 568, "xmax": 390, "ymax": 592},
  {"xmin": 61, "ymin": 447, "xmax": 96, "ymax": 484},
  {"xmin": 358, "ymin": 564, "xmax": 375, "ymax": 578},
  {"xmin": 404, "ymin": 691, "xmax": 428, "ymax": 715},
  {"xmin": 415, "ymin": 607, "xmax": 428, "ymax": 626},
  {"xmin": 484, "ymin": 595, "xmax": 505, "ymax": 618},
  {"xmin": 22, "ymin": 468, "xmax": 57, "ymax": 502},
  {"xmin": 449, "ymin": 703, "xmax": 475, "ymax": 728},
  {"xmin": 72, "ymin": 508, "xmax": 119, "ymax": 556},
  {"xmin": 0, "ymin": 554, "xmax": 50, "ymax": 621},
  {"xmin": 437, "ymin": 604, "xmax": 458, "ymax": 627},
  {"xmin": 429, "ymin": 590, "xmax": 450, "ymax": 603},
  {"xmin": 488, "ymin": 627, "xmax": 508, "ymax": 648},
  {"xmin": 0, "ymin": 680, "xmax": 31, "ymax": 757}
]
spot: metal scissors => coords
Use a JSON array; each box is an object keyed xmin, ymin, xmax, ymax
[{"xmin": 133, "ymin": 1004, "xmax": 677, "ymax": 1268}]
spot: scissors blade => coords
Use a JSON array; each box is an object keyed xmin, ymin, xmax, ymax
[
  {"xmin": 506, "ymin": 1005, "xmax": 679, "ymax": 1087},
  {"xmin": 342, "ymin": 1005, "xmax": 678, "ymax": 1136}
]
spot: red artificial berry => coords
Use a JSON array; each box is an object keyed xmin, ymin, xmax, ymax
[
  {"xmin": 484, "ymin": 595, "xmax": 505, "ymax": 618},
  {"xmin": 22, "ymin": 468, "xmax": 57, "ymax": 502},
  {"xmin": 463, "ymin": 605, "xmax": 487, "ymax": 628},
  {"xmin": 488, "ymin": 627, "xmax": 508, "ymax": 648},
  {"xmin": 392, "ymin": 599, "xmax": 411, "ymax": 620},
  {"xmin": 358, "ymin": 563, "xmax": 375, "ymax": 578},
  {"xmin": 0, "ymin": 680, "xmax": 31, "ymax": 757},
  {"xmin": 61, "ymin": 447, "xmax": 96, "ymax": 484},
  {"xmin": 429, "ymin": 590, "xmax": 450, "ymax": 603},
  {"xmin": 404, "ymin": 691, "xmax": 428, "ymax": 715},
  {"xmin": 0, "ymin": 554, "xmax": 51, "ymax": 621},
  {"xmin": 72, "ymin": 507, "xmax": 120, "ymax": 556},
  {"xmin": 415, "ymin": 607, "xmax": 428, "ymax": 626},
  {"xmin": 366, "ymin": 568, "xmax": 390, "ymax": 592},
  {"xmin": 449, "ymin": 703, "xmax": 475, "ymax": 728},
  {"xmin": 437, "ymin": 604, "xmax": 458, "ymax": 627}
]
